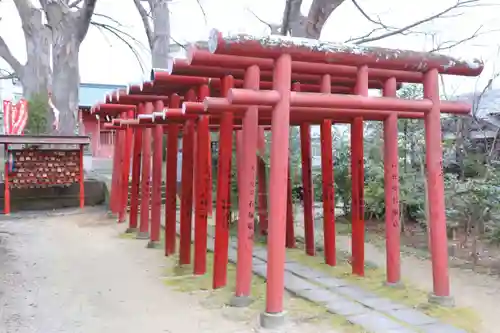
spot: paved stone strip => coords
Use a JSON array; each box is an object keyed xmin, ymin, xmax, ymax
[
  {"xmin": 255, "ymin": 244, "xmax": 466, "ymax": 333},
  {"xmin": 203, "ymin": 236, "xmax": 411, "ymax": 333}
]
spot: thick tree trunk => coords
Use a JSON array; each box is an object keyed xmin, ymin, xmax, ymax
[
  {"xmin": 150, "ymin": 0, "xmax": 170, "ymax": 69},
  {"xmin": 44, "ymin": 1, "xmax": 88, "ymax": 136},
  {"xmin": 18, "ymin": 10, "xmax": 51, "ymax": 101},
  {"xmin": 284, "ymin": 0, "xmax": 347, "ymax": 38},
  {"xmin": 51, "ymin": 27, "xmax": 80, "ymax": 135},
  {"xmin": 1, "ymin": 1, "xmax": 95, "ymax": 136}
]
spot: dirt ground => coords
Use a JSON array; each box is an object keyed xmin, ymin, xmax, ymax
[
  {"xmin": 362, "ymin": 220, "xmax": 500, "ymax": 276},
  {"xmin": 0, "ymin": 208, "xmax": 340, "ymax": 333}
]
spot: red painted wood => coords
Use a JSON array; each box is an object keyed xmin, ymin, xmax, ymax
[
  {"xmin": 213, "ymin": 75, "xmax": 235, "ymax": 289},
  {"xmin": 285, "ymin": 162, "xmax": 295, "ymax": 249},
  {"xmin": 194, "ymin": 85, "xmax": 210, "ymax": 275},
  {"xmin": 165, "ymin": 94, "xmax": 181, "ymax": 256},
  {"xmin": 320, "ymin": 74, "xmax": 336, "ymax": 266},
  {"xmin": 128, "ymin": 104, "xmax": 144, "ymax": 232},
  {"xmin": 234, "ymin": 65, "xmax": 260, "ymax": 299},
  {"xmin": 265, "ymin": 54, "xmax": 292, "ymax": 314}
]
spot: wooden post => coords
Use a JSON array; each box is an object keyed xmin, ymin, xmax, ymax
[
  {"xmin": 194, "ymin": 84, "xmax": 211, "ymax": 275},
  {"xmin": 320, "ymin": 74, "xmax": 336, "ymax": 266},
  {"xmin": 232, "ymin": 65, "xmax": 260, "ymax": 307},
  {"xmin": 213, "ymin": 75, "xmax": 235, "ymax": 289},
  {"xmin": 4, "ymin": 144, "xmax": 10, "ymax": 215},
  {"xmin": 79, "ymin": 144, "xmax": 85, "ymax": 209}
]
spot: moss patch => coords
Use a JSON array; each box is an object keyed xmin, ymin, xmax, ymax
[
  {"xmin": 285, "ymin": 246, "xmax": 481, "ymax": 333},
  {"xmin": 118, "ymin": 231, "xmax": 137, "ymax": 239}
]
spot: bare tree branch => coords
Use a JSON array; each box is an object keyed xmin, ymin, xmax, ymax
[
  {"xmin": 0, "ymin": 35, "xmax": 23, "ymax": 75},
  {"xmin": 142, "ymin": 0, "xmax": 154, "ymax": 19},
  {"xmin": 344, "ymin": 25, "xmax": 430, "ymax": 43},
  {"xmin": 344, "ymin": 27, "xmax": 386, "ymax": 43},
  {"xmin": 91, "ymin": 20, "xmax": 148, "ymax": 52},
  {"xmin": 461, "ymin": 45, "xmax": 500, "ymax": 120},
  {"xmin": 351, "ymin": 0, "xmax": 391, "ymax": 29},
  {"xmin": 133, "ymin": 0, "xmax": 153, "ymax": 49},
  {"xmin": 68, "ymin": 0, "xmax": 84, "ymax": 8},
  {"xmin": 349, "ymin": 0, "xmax": 485, "ymax": 44},
  {"xmin": 92, "ymin": 12, "xmax": 125, "ymax": 27},
  {"xmin": 429, "ymin": 26, "xmax": 485, "ymax": 53},
  {"xmin": 195, "ymin": 0, "xmax": 207, "ymax": 25},
  {"xmin": 91, "ymin": 21, "xmax": 147, "ymax": 73},
  {"xmin": 12, "ymin": 0, "xmax": 36, "ymax": 33},
  {"xmin": 170, "ymin": 35, "xmax": 185, "ymax": 49},
  {"xmin": 77, "ymin": 0, "xmax": 98, "ymax": 42},
  {"xmin": 473, "ymin": 71, "xmax": 500, "ymax": 121},
  {"xmin": 246, "ymin": 8, "xmax": 281, "ymax": 34},
  {"xmin": 0, "ymin": 68, "xmax": 17, "ymax": 80}
]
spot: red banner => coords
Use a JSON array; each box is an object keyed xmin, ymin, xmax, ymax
[
  {"xmin": 3, "ymin": 98, "xmax": 28, "ymax": 135},
  {"xmin": 3, "ymin": 100, "xmax": 11, "ymax": 135}
]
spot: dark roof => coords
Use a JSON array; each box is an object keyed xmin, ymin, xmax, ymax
[
  {"xmin": 441, "ymin": 116, "xmax": 496, "ymax": 134},
  {"xmin": 454, "ymin": 88, "xmax": 500, "ymax": 120},
  {"xmin": 0, "ymin": 135, "xmax": 90, "ymax": 145},
  {"xmin": 440, "ymin": 88, "xmax": 500, "ymax": 137}
]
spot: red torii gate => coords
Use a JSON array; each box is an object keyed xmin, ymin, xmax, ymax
[{"xmin": 93, "ymin": 30, "xmax": 482, "ymax": 328}]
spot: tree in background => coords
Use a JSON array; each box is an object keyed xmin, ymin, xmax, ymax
[
  {"xmin": 25, "ymin": 93, "xmax": 50, "ymax": 135},
  {"xmin": 0, "ymin": 0, "xmax": 98, "ymax": 135},
  {"xmin": 132, "ymin": 0, "xmax": 170, "ymax": 69},
  {"xmin": 277, "ymin": 0, "xmax": 488, "ymax": 45}
]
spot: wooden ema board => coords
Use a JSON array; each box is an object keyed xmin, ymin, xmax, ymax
[{"xmin": 8, "ymin": 148, "xmax": 81, "ymax": 189}]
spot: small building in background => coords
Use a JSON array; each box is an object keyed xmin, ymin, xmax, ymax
[{"xmin": 78, "ymin": 82, "xmax": 126, "ymax": 158}]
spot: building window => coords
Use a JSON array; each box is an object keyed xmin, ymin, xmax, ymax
[
  {"xmin": 311, "ymin": 145, "xmax": 322, "ymax": 157},
  {"xmin": 100, "ymin": 131, "xmax": 115, "ymax": 146}
]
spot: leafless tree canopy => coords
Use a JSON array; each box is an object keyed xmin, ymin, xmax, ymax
[
  {"xmin": 263, "ymin": 0, "xmax": 492, "ymax": 49},
  {"xmin": 0, "ymin": 0, "xmax": 97, "ymax": 76},
  {"xmin": 0, "ymin": 0, "xmax": 97, "ymax": 135}
]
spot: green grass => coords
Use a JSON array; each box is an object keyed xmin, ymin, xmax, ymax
[{"xmin": 118, "ymin": 231, "xmax": 137, "ymax": 239}]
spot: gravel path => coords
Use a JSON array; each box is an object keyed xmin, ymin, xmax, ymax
[{"xmin": 0, "ymin": 209, "xmax": 338, "ymax": 333}]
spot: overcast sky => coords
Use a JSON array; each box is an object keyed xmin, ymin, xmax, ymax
[{"xmin": 1, "ymin": 0, "xmax": 499, "ymax": 96}]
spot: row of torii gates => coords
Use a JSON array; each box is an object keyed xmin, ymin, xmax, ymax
[{"xmin": 94, "ymin": 30, "xmax": 483, "ymax": 327}]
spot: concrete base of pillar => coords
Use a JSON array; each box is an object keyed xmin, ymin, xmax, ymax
[
  {"xmin": 384, "ymin": 281, "xmax": 404, "ymax": 289},
  {"xmin": 259, "ymin": 311, "xmax": 286, "ymax": 329},
  {"xmin": 136, "ymin": 231, "xmax": 150, "ymax": 240},
  {"xmin": 428, "ymin": 293, "xmax": 455, "ymax": 307},
  {"xmin": 146, "ymin": 240, "xmax": 161, "ymax": 249},
  {"xmin": 125, "ymin": 227, "xmax": 138, "ymax": 234},
  {"xmin": 228, "ymin": 295, "xmax": 253, "ymax": 308}
]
